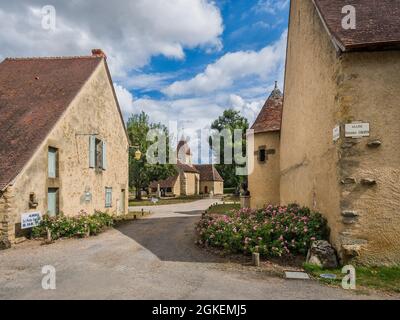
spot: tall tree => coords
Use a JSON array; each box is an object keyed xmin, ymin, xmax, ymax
[
  {"xmin": 127, "ymin": 112, "xmax": 177, "ymax": 200},
  {"xmin": 209, "ymin": 109, "xmax": 249, "ymax": 192}
]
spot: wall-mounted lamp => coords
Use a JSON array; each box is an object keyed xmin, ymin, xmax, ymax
[{"xmin": 129, "ymin": 145, "xmax": 142, "ymax": 161}]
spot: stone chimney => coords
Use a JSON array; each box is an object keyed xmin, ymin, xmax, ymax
[{"xmin": 91, "ymin": 49, "xmax": 107, "ymax": 59}]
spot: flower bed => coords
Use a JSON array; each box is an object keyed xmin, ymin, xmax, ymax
[
  {"xmin": 32, "ymin": 211, "xmax": 114, "ymax": 240},
  {"xmin": 196, "ymin": 204, "xmax": 329, "ymax": 257}
]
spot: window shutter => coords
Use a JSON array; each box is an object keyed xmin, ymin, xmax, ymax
[
  {"xmin": 89, "ymin": 135, "xmax": 96, "ymax": 168},
  {"xmin": 102, "ymin": 141, "xmax": 107, "ymax": 170},
  {"xmin": 48, "ymin": 148, "xmax": 57, "ymax": 178}
]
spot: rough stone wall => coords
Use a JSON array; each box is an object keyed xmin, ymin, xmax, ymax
[
  {"xmin": 281, "ymin": 0, "xmax": 400, "ymax": 265},
  {"xmin": 249, "ymin": 132, "xmax": 280, "ymax": 208},
  {"xmin": 280, "ymin": 0, "xmax": 343, "ymax": 251},
  {"xmin": 5, "ymin": 60, "xmax": 129, "ymax": 242},
  {"xmin": 200, "ymin": 181, "xmax": 223, "ymax": 195},
  {"xmin": 172, "ymin": 177, "xmax": 181, "ymax": 196},
  {"xmin": 178, "ymin": 169, "xmax": 187, "ymax": 196},
  {"xmin": 337, "ymin": 51, "xmax": 400, "ymax": 265},
  {"xmin": 0, "ymin": 188, "xmax": 14, "ymax": 248},
  {"xmin": 184, "ymin": 173, "xmax": 200, "ymax": 196}
]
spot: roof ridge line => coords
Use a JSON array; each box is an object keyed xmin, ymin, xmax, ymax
[{"xmin": 4, "ymin": 55, "xmax": 101, "ymax": 61}]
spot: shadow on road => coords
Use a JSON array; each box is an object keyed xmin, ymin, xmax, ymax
[
  {"xmin": 116, "ymin": 216, "xmax": 224, "ymax": 263},
  {"xmin": 173, "ymin": 210, "xmax": 204, "ymax": 216}
]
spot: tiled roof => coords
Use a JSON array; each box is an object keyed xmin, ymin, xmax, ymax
[
  {"xmin": 177, "ymin": 139, "xmax": 191, "ymax": 155},
  {"xmin": 150, "ymin": 175, "xmax": 179, "ymax": 189},
  {"xmin": 313, "ymin": 0, "xmax": 400, "ymax": 52},
  {"xmin": 251, "ymin": 83, "xmax": 283, "ymax": 134},
  {"xmin": 177, "ymin": 161, "xmax": 199, "ymax": 173},
  {"xmin": 0, "ymin": 55, "xmax": 103, "ymax": 190},
  {"xmin": 194, "ymin": 164, "xmax": 224, "ymax": 182}
]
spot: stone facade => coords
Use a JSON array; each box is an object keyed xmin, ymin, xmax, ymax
[
  {"xmin": 199, "ymin": 181, "xmax": 223, "ymax": 195},
  {"xmin": 249, "ymin": 131, "xmax": 281, "ymax": 208},
  {"xmin": 150, "ymin": 141, "xmax": 223, "ymax": 197},
  {"xmin": 280, "ymin": 0, "xmax": 400, "ymax": 265},
  {"xmin": 0, "ymin": 57, "xmax": 129, "ymax": 244}
]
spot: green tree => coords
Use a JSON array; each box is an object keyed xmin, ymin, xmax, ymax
[
  {"xmin": 127, "ymin": 112, "xmax": 177, "ymax": 200},
  {"xmin": 209, "ymin": 109, "xmax": 249, "ymax": 192}
]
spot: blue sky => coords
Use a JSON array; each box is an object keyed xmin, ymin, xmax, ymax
[
  {"xmin": 112, "ymin": 0, "xmax": 290, "ymax": 133},
  {"xmin": 0, "ymin": 0, "xmax": 289, "ymax": 159},
  {"xmin": 135, "ymin": 0, "xmax": 288, "ymax": 98}
]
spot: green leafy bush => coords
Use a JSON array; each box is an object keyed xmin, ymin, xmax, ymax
[
  {"xmin": 32, "ymin": 210, "xmax": 114, "ymax": 240},
  {"xmin": 196, "ymin": 204, "xmax": 329, "ymax": 257}
]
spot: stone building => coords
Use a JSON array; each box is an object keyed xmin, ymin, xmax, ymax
[
  {"xmin": 249, "ymin": 0, "xmax": 400, "ymax": 265},
  {"xmin": 0, "ymin": 50, "xmax": 130, "ymax": 248},
  {"xmin": 149, "ymin": 140, "xmax": 223, "ymax": 196},
  {"xmin": 248, "ymin": 82, "xmax": 283, "ymax": 209},
  {"xmin": 194, "ymin": 165, "xmax": 224, "ymax": 195}
]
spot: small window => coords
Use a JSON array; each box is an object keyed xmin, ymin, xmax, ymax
[
  {"xmin": 259, "ymin": 148, "xmax": 266, "ymax": 163},
  {"xmin": 48, "ymin": 147, "xmax": 58, "ymax": 178},
  {"xmin": 166, "ymin": 187, "xmax": 172, "ymax": 193},
  {"xmin": 48, "ymin": 188, "xmax": 59, "ymax": 217},
  {"xmin": 105, "ymin": 187, "xmax": 112, "ymax": 208},
  {"xmin": 89, "ymin": 136, "xmax": 106, "ymax": 170}
]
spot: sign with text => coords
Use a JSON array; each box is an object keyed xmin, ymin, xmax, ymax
[
  {"xmin": 345, "ymin": 123, "xmax": 370, "ymax": 138},
  {"xmin": 333, "ymin": 125, "xmax": 341, "ymax": 142},
  {"xmin": 21, "ymin": 212, "xmax": 42, "ymax": 229}
]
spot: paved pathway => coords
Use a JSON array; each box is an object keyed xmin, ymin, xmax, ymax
[{"xmin": 0, "ymin": 199, "xmax": 396, "ymax": 300}]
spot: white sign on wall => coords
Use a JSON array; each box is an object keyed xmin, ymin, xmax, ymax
[
  {"xmin": 345, "ymin": 123, "xmax": 370, "ymax": 138},
  {"xmin": 21, "ymin": 212, "xmax": 42, "ymax": 229},
  {"xmin": 333, "ymin": 125, "xmax": 341, "ymax": 142}
]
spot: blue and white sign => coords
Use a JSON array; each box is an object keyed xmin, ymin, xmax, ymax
[{"xmin": 21, "ymin": 212, "xmax": 42, "ymax": 229}]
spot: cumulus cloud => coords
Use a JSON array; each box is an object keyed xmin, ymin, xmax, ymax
[
  {"xmin": 162, "ymin": 30, "xmax": 287, "ymax": 97},
  {"xmin": 114, "ymin": 84, "xmax": 135, "ymax": 120},
  {"xmin": 252, "ymin": 0, "xmax": 289, "ymax": 14},
  {"xmin": 0, "ymin": 0, "xmax": 223, "ymax": 76}
]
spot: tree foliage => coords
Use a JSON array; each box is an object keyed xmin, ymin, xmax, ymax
[
  {"xmin": 127, "ymin": 112, "xmax": 177, "ymax": 200},
  {"xmin": 209, "ymin": 109, "xmax": 249, "ymax": 191}
]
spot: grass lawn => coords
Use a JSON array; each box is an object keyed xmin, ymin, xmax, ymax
[
  {"xmin": 129, "ymin": 195, "xmax": 205, "ymax": 207},
  {"xmin": 207, "ymin": 203, "xmax": 241, "ymax": 214},
  {"xmin": 304, "ymin": 263, "xmax": 400, "ymax": 293},
  {"xmin": 222, "ymin": 195, "xmax": 240, "ymax": 203},
  {"xmin": 113, "ymin": 211, "xmax": 151, "ymax": 226}
]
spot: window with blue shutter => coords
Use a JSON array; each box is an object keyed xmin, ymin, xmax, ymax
[
  {"xmin": 105, "ymin": 187, "xmax": 112, "ymax": 208},
  {"xmin": 89, "ymin": 135, "xmax": 96, "ymax": 168},
  {"xmin": 48, "ymin": 188, "xmax": 59, "ymax": 217},
  {"xmin": 89, "ymin": 136, "xmax": 107, "ymax": 171},
  {"xmin": 102, "ymin": 141, "xmax": 107, "ymax": 170},
  {"xmin": 48, "ymin": 147, "xmax": 58, "ymax": 178}
]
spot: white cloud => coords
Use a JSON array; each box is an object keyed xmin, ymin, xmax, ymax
[
  {"xmin": 162, "ymin": 30, "xmax": 287, "ymax": 97},
  {"xmin": 114, "ymin": 84, "xmax": 135, "ymax": 120},
  {"xmin": 0, "ymin": 0, "xmax": 223, "ymax": 77},
  {"xmin": 253, "ymin": 0, "xmax": 289, "ymax": 14}
]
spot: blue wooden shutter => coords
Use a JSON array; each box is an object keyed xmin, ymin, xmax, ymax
[
  {"xmin": 105, "ymin": 187, "xmax": 112, "ymax": 208},
  {"xmin": 102, "ymin": 141, "xmax": 107, "ymax": 170},
  {"xmin": 89, "ymin": 135, "xmax": 96, "ymax": 168},
  {"xmin": 48, "ymin": 148, "xmax": 57, "ymax": 178},
  {"xmin": 48, "ymin": 188, "xmax": 58, "ymax": 217}
]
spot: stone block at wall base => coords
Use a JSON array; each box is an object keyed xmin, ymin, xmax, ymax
[
  {"xmin": 240, "ymin": 196, "xmax": 251, "ymax": 209},
  {"xmin": 0, "ymin": 239, "xmax": 11, "ymax": 250}
]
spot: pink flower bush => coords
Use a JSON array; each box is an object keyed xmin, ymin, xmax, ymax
[{"xmin": 196, "ymin": 204, "xmax": 329, "ymax": 258}]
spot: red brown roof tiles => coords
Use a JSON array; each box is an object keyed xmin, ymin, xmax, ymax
[
  {"xmin": 313, "ymin": 0, "xmax": 400, "ymax": 52},
  {"xmin": 0, "ymin": 56, "xmax": 102, "ymax": 190},
  {"xmin": 150, "ymin": 175, "xmax": 179, "ymax": 189},
  {"xmin": 251, "ymin": 84, "xmax": 283, "ymax": 134},
  {"xmin": 194, "ymin": 164, "xmax": 224, "ymax": 182}
]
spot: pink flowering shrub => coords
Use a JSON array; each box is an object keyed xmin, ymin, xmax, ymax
[{"xmin": 196, "ymin": 204, "xmax": 329, "ymax": 257}]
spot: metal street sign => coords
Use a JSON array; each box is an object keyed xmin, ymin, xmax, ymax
[
  {"xmin": 345, "ymin": 123, "xmax": 370, "ymax": 138},
  {"xmin": 21, "ymin": 212, "xmax": 42, "ymax": 229}
]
